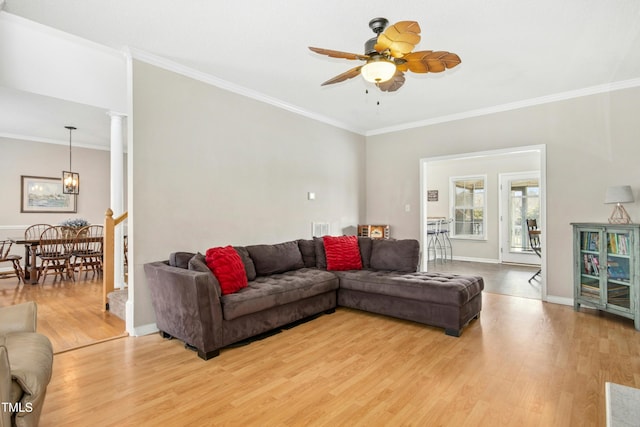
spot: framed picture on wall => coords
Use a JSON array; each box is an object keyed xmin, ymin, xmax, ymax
[{"xmin": 20, "ymin": 175, "xmax": 77, "ymax": 213}]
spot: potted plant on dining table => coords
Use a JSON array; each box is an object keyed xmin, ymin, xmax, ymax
[{"xmin": 59, "ymin": 218, "xmax": 89, "ymax": 238}]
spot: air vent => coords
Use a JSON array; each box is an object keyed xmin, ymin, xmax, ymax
[{"xmin": 312, "ymin": 222, "xmax": 330, "ymax": 237}]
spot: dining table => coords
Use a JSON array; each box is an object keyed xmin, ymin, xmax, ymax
[{"xmin": 9, "ymin": 235, "xmax": 103, "ymax": 284}]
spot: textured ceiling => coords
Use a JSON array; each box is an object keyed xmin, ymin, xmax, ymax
[{"xmin": 3, "ymin": 0, "xmax": 640, "ymax": 147}]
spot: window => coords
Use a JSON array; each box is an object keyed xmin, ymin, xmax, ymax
[{"xmin": 450, "ymin": 175, "xmax": 486, "ymax": 239}]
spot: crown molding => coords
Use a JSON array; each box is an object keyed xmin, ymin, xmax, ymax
[
  {"xmin": 0, "ymin": 11, "xmax": 125, "ymax": 59},
  {"xmin": 366, "ymin": 77, "xmax": 640, "ymax": 136},
  {"xmin": 127, "ymin": 47, "xmax": 366, "ymax": 136}
]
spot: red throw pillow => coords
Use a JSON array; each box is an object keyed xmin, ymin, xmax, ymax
[
  {"xmin": 323, "ymin": 235, "xmax": 363, "ymax": 271},
  {"xmin": 205, "ymin": 246, "xmax": 248, "ymax": 295}
]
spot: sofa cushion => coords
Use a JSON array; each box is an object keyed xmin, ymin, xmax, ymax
[
  {"xmin": 188, "ymin": 252, "xmax": 210, "ymax": 272},
  {"xmin": 221, "ymin": 268, "xmax": 339, "ymax": 320},
  {"xmin": 370, "ymin": 239, "xmax": 420, "ymax": 272},
  {"xmin": 234, "ymin": 246, "xmax": 257, "ymax": 281},
  {"xmin": 205, "ymin": 246, "xmax": 248, "ymax": 295},
  {"xmin": 188, "ymin": 253, "xmax": 223, "ymax": 297},
  {"xmin": 297, "ymin": 239, "xmax": 317, "ymax": 268},
  {"xmin": 323, "ymin": 236, "xmax": 362, "ymax": 271},
  {"xmin": 358, "ymin": 237, "xmax": 373, "ymax": 269},
  {"xmin": 313, "ymin": 237, "xmax": 327, "ymax": 270},
  {"xmin": 246, "ymin": 241, "xmax": 304, "ymax": 276},
  {"xmin": 336, "ymin": 270, "xmax": 484, "ymax": 307},
  {"xmin": 169, "ymin": 252, "xmax": 195, "ymax": 269}
]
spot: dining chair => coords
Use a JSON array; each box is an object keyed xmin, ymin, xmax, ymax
[
  {"xmin": 24, "ymin": 223, "xmax": 51, "ymax": 272},
  {"xmin": 72, "ymin": 225, "xmax": 104, "ymax": 277},
  {"xmin": 527, "ymin": 218, "xmax": 542, "ymax": 282},
  {"xmin": 38, "ymin": 226, "xmax": 76, "ymax": 282},
  {"xmin": 0, "ymin": 240, "xmax": 24, "ymax": 283},
  {"xmin": 24, "ymin": 224, "xmax": 52, "ymax": 246}
]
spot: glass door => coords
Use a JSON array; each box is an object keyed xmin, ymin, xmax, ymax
[
  {"xmin": 606, "ymin": 229, "xmax": 632, "ymax": 311},
  {"xmin": 499, "ymin": 172, "xmax": 540, "ymax": 264},
  {"xmin": 578, "ymin": 229, "xmax": 603, "ymax": 304}
]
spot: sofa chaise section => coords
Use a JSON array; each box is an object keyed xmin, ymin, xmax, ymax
[{"xmin": 336, "ymin": 270, "xmax": 484, "ymax": 337}]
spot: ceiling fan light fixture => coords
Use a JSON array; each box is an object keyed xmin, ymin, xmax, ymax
[{"xmin": 361, "ymin": 57, "xmax": 396, "ymax": 84}]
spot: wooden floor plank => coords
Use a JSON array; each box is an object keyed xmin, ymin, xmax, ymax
[
  {"xmin": 3, "ymin": 261, "xmax": 638, "ymax": 425},
  {"xmin": 35, "ymin": 292, "xmax": 640, "ymax": 427},
  {"xmin": 0, "ymin": 274, "xmax": 125, "ymax": 353}
]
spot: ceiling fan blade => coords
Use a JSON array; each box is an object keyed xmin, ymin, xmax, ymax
[
  {"xmin": 376, "ymin": 71, "xmax": 406, "ymax": 92},
  {"xmin": 400, "ymin": 50, "xmax": 461, "ymax": 73},
  {"xmin": 321, "ymin": 66, "xmax": 363, "ymax": 86},
  {"xmin": 308, "ymin": 47, "xmax": 369, "ymax": 61},
  {"xmin": 374, "ymin": 21, "xmax": 421, "ymax": 58}
]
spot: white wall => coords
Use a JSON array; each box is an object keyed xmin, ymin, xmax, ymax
[
  {"xmin": 365, "ymin": 87, "xmax": 640, "ymax": 300},
  {"xmin": 129, "ymin": 60, "xmax": 366, "ymax": 330}
]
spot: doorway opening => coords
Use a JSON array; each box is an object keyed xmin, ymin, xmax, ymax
[{"xmin": 420, "ymin": 145, "xmax": 546, "ymax": 301}]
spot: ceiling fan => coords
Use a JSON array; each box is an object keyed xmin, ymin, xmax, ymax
[{"xmin": 309, "ymin": 17, "xmax": 461, "ymax": 92}]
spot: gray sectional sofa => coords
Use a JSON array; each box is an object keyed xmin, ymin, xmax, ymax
[{"xmin": 144, "ymin": 237, "xmax": 484, "ymax": 360}]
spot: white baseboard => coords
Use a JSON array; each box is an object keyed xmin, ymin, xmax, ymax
[
  {"xmin": 452, "ymin": 256, "xmax": 500, "ymax": 264},
  {"xmin": 131, "ymin": 323, "xmax": 159, "ymax": 337},
  {"xmin": 545, "ymin": 295, "xmax": 574, "ymax": 306}
]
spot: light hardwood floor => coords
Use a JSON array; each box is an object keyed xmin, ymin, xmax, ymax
[
  {"xmin": 3, "ymin": 264, "xmax": 638, "ymax": 425},
  {"xmin": 40, "ymin": 293, "xmax": 639, "ymax": 426},
  {"xmin": 0, "ymin": 273, "xmax": 126, "ymax": 353}
]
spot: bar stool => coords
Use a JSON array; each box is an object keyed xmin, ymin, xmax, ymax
[
  {"xmin": 426, "ymin": 219, "xmax": 443, "ymax": 262},
  {"xmin": 437, "ymin": 219, "xmax": 453, "ymax": 262}
]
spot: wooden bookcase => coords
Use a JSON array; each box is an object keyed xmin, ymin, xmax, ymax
[
  {"xmin": 357, "ymin": 225, "xmax": 390, "ymax": 239},
  {"xmin": 572, "ymin": 223, "xmax": 640, "ymax": 330}
]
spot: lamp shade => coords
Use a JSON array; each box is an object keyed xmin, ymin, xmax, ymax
[
  {"xmin": 605, "ymin": 185, "xmax": 634, "ymax": 204},
  {"xmin": 361, "ymin": 58, "xmax": 396, "ymax": 83}
]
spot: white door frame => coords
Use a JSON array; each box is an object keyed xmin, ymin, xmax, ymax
[
  {"xmin": 498, "ymin": 171, "xmax": 541, "ymax": 265},
  {"xmin": 420, "ymin": 144, "xmax": 547, "ymax": 301}
]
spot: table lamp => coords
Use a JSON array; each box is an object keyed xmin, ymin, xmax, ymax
[{"xmin": 605, "ymin": 185, "xmax": 634, "ymax": 224}]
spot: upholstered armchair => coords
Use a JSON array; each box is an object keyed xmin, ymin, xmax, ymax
[{"xmin": 0, "ymin": 302, "xmax": 53, "ymax": 427}]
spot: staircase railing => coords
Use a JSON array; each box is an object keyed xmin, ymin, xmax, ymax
[{"xmin": 103, "ymin": 208, "xmax": 128, "ymax": 311}]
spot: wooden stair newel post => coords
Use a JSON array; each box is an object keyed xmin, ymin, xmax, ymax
[
  {"xmin": 103, "ymin": 208, "xmax": 129, "ymax": 312},
  {"xmin": 103, "ymin": 208, "xmax": 115, "ymax": 311}
]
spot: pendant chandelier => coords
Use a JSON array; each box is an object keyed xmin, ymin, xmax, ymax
[{"xmin": 62, "ymin": 125, "xmax": 79, "ymax": 195}]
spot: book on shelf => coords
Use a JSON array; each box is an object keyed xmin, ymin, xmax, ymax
[
  {"xmin": 581, "ymin": 283, "xmax": 600, "ymax": 296},
  {"xmin": 608, "ymin": 234, "xmax": 618, "ymax": 254},
  {"xmin": 608, "ymin": 296, "xmax": 630, "ymax": 307},
  {"xmin": 607, "ymin": 233, "xmax": 630, "ymax": 255},
  {"xmin": 607, "ymin": 283, "xmax": 630, "ymax": 297},
  {"xmin": 607, "ymin": 261, "xmax": 629, "ymax": 281},
  {"xmin": 582, "ymin": 232, "xmax": 600, "ymax": 251},
  {"xmin": 582, "ymin": 254, "xmax": 599, "ymax": 275}
]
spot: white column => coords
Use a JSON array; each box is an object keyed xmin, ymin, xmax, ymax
[{"xmin": 108, "ymin": 111, "xmax": 126, "ymax": 289}]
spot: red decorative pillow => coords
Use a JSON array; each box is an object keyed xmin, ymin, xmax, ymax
[
  {"xmin": 205, "ymin": 246, "xmax": 248, "ymax": 295},
  {"xmin": 322, "ymin": 235, "xmax": 363, "ymax": 271}
]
